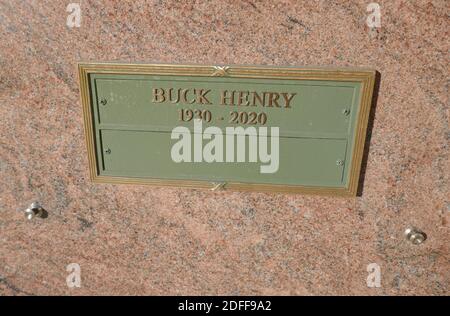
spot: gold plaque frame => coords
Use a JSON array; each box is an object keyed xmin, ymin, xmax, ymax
[{"xmin": 78, "ymin": 62, "xmax": 376, "ymax": 196}]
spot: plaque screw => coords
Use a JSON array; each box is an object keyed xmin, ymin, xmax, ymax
[
  {"xmin": 24, "ymin": 202, "xmax": 46, "ymax": 220},
  {"xmin": 100, "ymin": 98, "xmax": 107, "ymax": 105},
  {"xmin": 105, "ymin": 148, "xmax": 111, "ymax": 154},
  {"xmin": 336, "ymin": 160, "xmax": 344, "ymax": 166},
  {"xmin": 405, "ymin": 227, "xmax": 427, "ymax": 245},
  {"xmin": 342, "ymin": 109, "xmax": 350, "ymax": 116}
]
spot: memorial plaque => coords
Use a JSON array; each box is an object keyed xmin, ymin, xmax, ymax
[{"xmin": 78, "ymin": 63, "xmax": 375, "ymax": 196}]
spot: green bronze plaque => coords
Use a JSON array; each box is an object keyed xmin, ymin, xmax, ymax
[{"xmin": 79, "ymin": 63, "xmax": 375, "ymax": 196}]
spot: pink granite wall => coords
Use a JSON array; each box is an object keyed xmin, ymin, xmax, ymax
[{"xmin": 0, "ymin": 0, "xmax": 448, "ymax": 295}]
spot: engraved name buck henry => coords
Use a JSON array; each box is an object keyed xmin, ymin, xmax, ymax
[{"xmin": 152, "ymin": 88, "xmax": 297, "ymax": 108}]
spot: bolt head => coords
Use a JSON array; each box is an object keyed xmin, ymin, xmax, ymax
[
  {"xmin": 24, "ymin": 202, "xmax": 44, "ymax": 220},
  {"xmin": 405, "ymin": 227, "xmax": 426, "ymax": 245}
]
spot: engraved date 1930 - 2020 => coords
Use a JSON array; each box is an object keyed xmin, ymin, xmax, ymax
[{"xmin": 178, "ymin": 108, "xmax": 268, "ymax": 125}]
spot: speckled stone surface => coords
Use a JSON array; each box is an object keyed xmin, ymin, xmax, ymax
[{"xmin": 0, "ymin": 0, "xmax": 448, "ymax": 295}]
